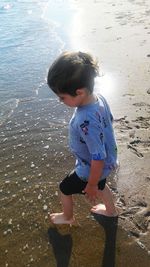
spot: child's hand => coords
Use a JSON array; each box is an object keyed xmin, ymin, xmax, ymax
[{"xmin": 83, "ymin": 183, "xmax": 99, "ymax": 204}]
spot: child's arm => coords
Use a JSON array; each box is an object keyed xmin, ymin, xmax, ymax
[{"xmin": 83, "ymin": 159, "xmax": 104, "ymax": 203}]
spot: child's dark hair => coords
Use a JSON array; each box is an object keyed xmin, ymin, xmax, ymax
[{"xmin": 47, "ymin": 51, "xmax": 99, "ymax": 96}]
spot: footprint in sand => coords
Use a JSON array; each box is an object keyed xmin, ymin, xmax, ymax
[
  {"xmin": 132, "ymin": 116, "xmax": 150, "ymax": 128},
  {"xmin": 127, "ymin": 143, "xmax": 144, "ymax": 158},
  {"xmin": 133, "ymin": 102, "xmax": 150, "ymax": 107},
  {"xmin": 133, "ymin": 207, "xmax": 150, "ymax": 232}
]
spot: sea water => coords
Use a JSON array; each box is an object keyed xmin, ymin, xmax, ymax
[{"xmin": 0, "ymin": 0, "xmax": 75, "ymax": 125}]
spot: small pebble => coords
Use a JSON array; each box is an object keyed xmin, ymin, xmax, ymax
[
  {"xmin": 3, "ymin": 231, "xmax": 7, "ymax": 236},
  {"xmin": 17, "ymin": 224, "xmax": 20, "ymax": 230},
  {"xmin": 23, "ymin": 244, "xmax": 29, "ymax": 250},
  {"xmin": 137, "ymin": 240, "xmax": 145, "ymax": 249},
  {"xmin": 6, "ymin": 165, "xmax": 10, "ymax": 168},
  {"xmin": 31, "ymin": 163, "xmax": 35, "ymax": 168},
  {"xmin": 43, "ymin": 205, "xmax": 48, "ymax": 211},
  {"xmin": 30, "ymin": 257, "xmax": 34, "ymax": 262},
  {"xmin": 8, "ymin": 219, "xmax": 12, "ymax": 225},
  {"xmin": 44, "ymin": 145, "xmax": 49, "ymax": 149},
  {"xmin": 38, "ymin": 194, "xmax": 42, "ymax": 200}
]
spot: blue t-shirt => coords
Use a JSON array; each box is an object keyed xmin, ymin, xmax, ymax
[{"xmin": 69, "ymin": 94, "xmax": 118, "ymax": 181}]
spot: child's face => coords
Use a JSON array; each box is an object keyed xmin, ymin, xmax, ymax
[{"xmin": 57, "ymin": 93, "xmax": 83, "ymax": 107}]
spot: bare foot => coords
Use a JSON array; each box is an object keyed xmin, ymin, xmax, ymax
[
  {"xmin": 49, "ymin": 212, "xmax": 76, "ymax": 225},
  {"xmin": 91, "ymin": 204, "xmax": 118, "ymax": 217}
]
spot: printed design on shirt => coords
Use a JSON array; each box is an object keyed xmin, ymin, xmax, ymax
[
  {"xmin": 100, "ymin": 132, "xmax": 104, "ymax": 144},
  {"xmin": 95, "ymin": 112, "xmax": 107, "ymax": 128},
  {"xmin": 80, "ymin": 120, "xmax": 89, "ymax": 135},
  {"xmin": 80, "ymin": 137, "xmax": 86, "ymax": 144},
  {"xmin": 95, "ymin": 112, "xmax": 101, "ymax": 123},
  {"xmin": 102, "ymin": 117, "xmax": 107, "ymax": 128}
]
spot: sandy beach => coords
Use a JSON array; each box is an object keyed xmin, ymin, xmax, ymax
[{"xmin": 0, "ymin": 0, "xmax": 150, "ymax": 266}]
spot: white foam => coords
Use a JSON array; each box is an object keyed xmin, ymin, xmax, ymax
[{"xmin": 0, "ymin": 98, "xmax": 20, "ymax": 125}]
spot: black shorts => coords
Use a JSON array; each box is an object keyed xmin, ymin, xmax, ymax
[{"xmin": 59, "ymin": 170, "xmax": 106, "ymax": 195}]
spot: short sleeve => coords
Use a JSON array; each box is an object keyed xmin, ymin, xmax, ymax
[{"xmin": 78, "ymin": 114, "xmax": 107, "ymax": 160}]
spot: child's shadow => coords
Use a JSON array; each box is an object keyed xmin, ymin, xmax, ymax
[
  {"xmin": 48, "ymin": 227, "xmax": 72, "ymax": 267},
  {"xmin": 92, "ymin": 213, "xmax": 118, "ymax": 267}
]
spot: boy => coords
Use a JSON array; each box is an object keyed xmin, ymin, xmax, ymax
[{"xmin": 47, "ymin": 51, "xmax": 118, "ymax": 224}]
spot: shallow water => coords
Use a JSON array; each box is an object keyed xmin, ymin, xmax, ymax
[{"xmin": 0, "ymin": 0, "xmax": 75, "ymax": 125}]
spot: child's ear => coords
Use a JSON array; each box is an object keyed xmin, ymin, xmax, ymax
[{"xmin": 76, "ymin": 88, "xmax": 86, "ymax": 96}]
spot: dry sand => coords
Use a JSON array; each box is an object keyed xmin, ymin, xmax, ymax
[
  {"xmin": 0, "ymin": 0, "xmax": 150, "ymax": 266},
  {"xmin": 70, "ymin": 0, "xmax": 150, "ymax": 264}
]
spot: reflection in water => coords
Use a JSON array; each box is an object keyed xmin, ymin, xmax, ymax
[
  {"xmin": 92, "ymin": 214, "xmax": 118, "ymax": 267},
  {"xmin": 48, "ymin": 227, "xmax": 72, "ymax": 267},
  {"xmin": 94, "ymin": 74, "xmax": 116, "ymax": 98}
]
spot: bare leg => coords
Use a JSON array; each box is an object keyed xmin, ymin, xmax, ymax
[
  {"xmin": 50, "ymin": 193, "xmax": 76, "ymax": 224},
  {"xmin": 91, "ymin": 184, "xmax": 118, "ymax": 217}
]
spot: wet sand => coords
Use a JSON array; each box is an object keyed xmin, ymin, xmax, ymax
[{"xmin": 0, "ymin": 0, "xmax": 150, "ymax": 266}]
